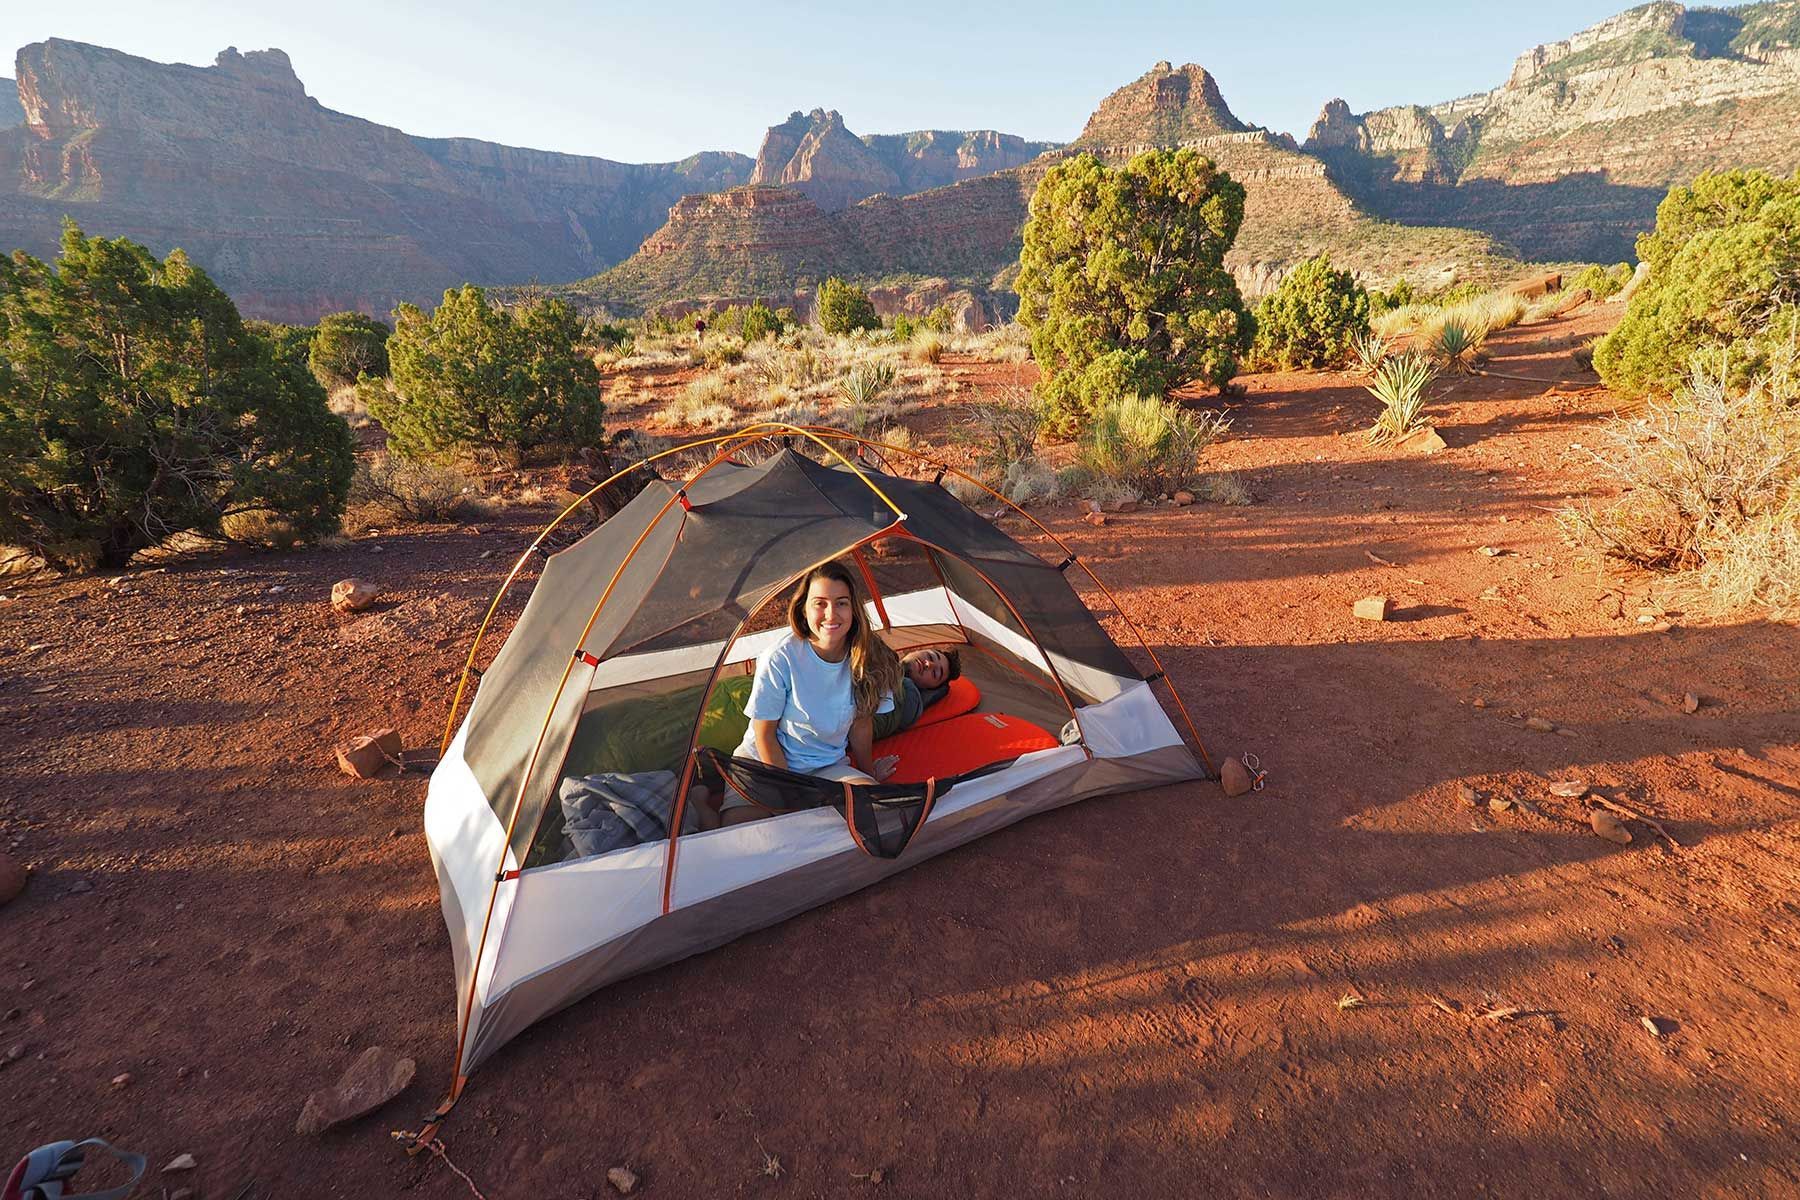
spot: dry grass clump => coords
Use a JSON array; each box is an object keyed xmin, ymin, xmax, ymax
[
  {"xmin": 908, "ymin": 331, "xmax": 945, "ymax": 364},
  {"xmin": 656, "ymin": 373, "xmax": 739, "ymax": 430},
  {"xmin": 967, "ymin": 322, "xmax": 1032, "ymax": 363},
  {"xmin": 1560, "ymin": 352, "xmax": 1800, "ymax": 617},
  {"xmin": 349, "ymin": 456, "xmax": 492, "ymax": 524},
  {"xmin": 1371, "ymin": 303, "xmax": 1438, "ymax": 340},
  {"xmin": 1081, "ymin": 394, "xmax": 1232, "ymax": 499}
]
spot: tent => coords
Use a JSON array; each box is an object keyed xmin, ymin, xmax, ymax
[{"xmin": 420, "ymin": 424, "xmax": 1214, "ymax": 1126}]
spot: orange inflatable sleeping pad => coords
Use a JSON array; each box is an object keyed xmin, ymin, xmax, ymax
[
  {"xmin": 911, "ymin": 675, "xmax": 979, "ymax": 729},
  {"xmin": 874, "ymin": 710, "xmax": 1061, "ymax": 786}
]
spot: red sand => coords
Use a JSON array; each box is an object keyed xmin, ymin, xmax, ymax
[{"xmin": 2, "ymin": 309, "xmax": 1797, "ymax": 1197}]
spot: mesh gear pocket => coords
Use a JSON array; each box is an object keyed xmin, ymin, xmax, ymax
[
  {"xmin": 701, "ymin": 749, "xmax": 940, "ymax": 857},
  {"xmin": 841, "ymin": 778, "xmax": 939, "ymax": 859}
]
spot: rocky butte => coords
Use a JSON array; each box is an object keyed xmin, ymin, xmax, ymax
[
  {"xmin": 0, "ymin": 40, "xmax": 755, "ymax": 321},
  {"xmin": 1303, "ymin": 0, "xmax": 1800, "ymax": 260},
  {"xmin": 573, "ymin": 62, "xmax": 1508, "ymax": 320}
]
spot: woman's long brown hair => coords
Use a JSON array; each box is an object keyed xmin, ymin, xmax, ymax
[{"xmin": 786, "ymin": 560, "xmax": 902, "ymax": 719}]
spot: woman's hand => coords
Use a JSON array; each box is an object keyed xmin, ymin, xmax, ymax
[{"xmin": 871, "ymin": 754, "xmax": 899, "ymax": 782}]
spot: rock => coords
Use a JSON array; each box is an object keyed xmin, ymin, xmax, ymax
[
  {"xmin": 1524, "ymin": 716, "xmax": 1555, "ymax": 732},
  {"xmin": 170, "ymin": 1190, "xmax": 195, "ymax": 1200},
  {"xmin": 67, "ymin": 878, "xmax": 93, "ymax": 895},
  {"xmin": 1083, "ymin": 500, "xmax": 1102, "ymax": 515},
  {"xmin": 335, "ymin": 728, "xmax": 402, "ymax": 779},
  {"xmin": 295, "ymin": 1045, "xmax": 416, "ymax": 1135},
  {"xmin": 112, "ymin": 1072, "xmax": 132, "ymax": 1088},
  {"xmin": 1548, "ymin": 780, "xmax": 1589, "ymax": 798},
  {"xmin": 164, "ymin": 1153, "xmax": 197, "ymax": 1172},
  {"xmin": 1590, "ymin": 810, "xmax": 1632, "ymax": 845},
  {"xmin": 1681, "ymin": 692, "xmax": 1700, "ymax": 714},
  {"xmin": 0, "ymin": 852, "xmax": 26, "ymax": 906},
  {"xmin": 1353, "ymin": 596, "xmax": 1391, "ymax": 621},
  {"xmin": 608, "ymin": 1166, "xmax": 641, "ymax": 1195},
  {"xmin": 1488, "ymin": 796, "xmax": 1515, "ymax": 813},
  {"xmin": 1102, "ymin": 498, "xmax": 1139, "ymax": 514},
  {"xmin": 1476, "ymin": 545, "xmax": 1505, "ymax": 557},
  {"xmin": 1082, "ymin": 512, "xmax": 1107, "ymax": 527},
  {"xmin": 330, "ymin": 578, "xmax": 382, "ymax": 614},
  {"xmin": 1396, "ymin": 427, "xmax": 1447, "ymax": 455},
  {"xmin": 1456, "ymin": 784, "xmax": 1480, "ymax": 806},
  {"xmin": 1219, "ymin": 757, "xmax": 1255, "ymax": 797},
  {"xmin": 1640, "ymin": 1015, "xmax": 1667, "ymax": 1037},
  {"xmin": 1471, "ymin": 697, "xmax": 1488, "ymax": 709},
  {"xmin": 1173, "ymin": 490, "xmax": 1195, "ymax": 506}
]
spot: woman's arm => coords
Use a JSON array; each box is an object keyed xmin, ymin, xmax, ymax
[
  {"xmin": 750, "ymin": 719, "xmax": 787, "ymax": 771},
  {"xmin": 848, "ymin": 715, "xmax": 897, "ymax": 782}
]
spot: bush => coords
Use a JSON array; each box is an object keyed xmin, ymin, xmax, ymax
[
  {"xmin": 1365, "ymin": 353, "xmax": 1439, "ymax": 444},
  {"xmin": 835, "ymin": 361, "xmax": 896, "ymax": 408},
  {"xmin": 0, "ymin": 224, "xmax": 353, "ymax": 569},
  {"xmin": 1571, "ymin": 262, "xmax": 1633, "ymax": 300},
  {"xmin": 371, "ymin": 285, "xmax": 603, "ymax": 462},
  {"xmin": 1370, "ymin": 278, "xmax": 1416, "ymax": 314},
  {"xmin": 702, "ymin": 339, "xmax": 746, "ymax": 368},
  {"xmin": 350, "ymin": 456, "xmax": 488, "ymax": 522},
  {"xmin": 817, "ymin": 277, "xmax": 880, "ymax": 335},
  {"xmin": 964, "ymin": 391, "xmax": 1045, "ymax": 486},
  {"xmin": 1560, "ymin": 351, "xmax": 1798, "ymax": 616},
  {"xmin": 1017, "ymin": 149, "xmax": 1252, "ymax": 433},
  {"xmin": 1250, "ymin": 253, "xmax": 1371, "ymax": 369},
  {"xmin": 656, "ymin": 374, "xmax": 737, "ymax": 430},
  {"xmin": 1595, "ymin": 169, "xmax": 1800, "ymax": 397},
  {"xmin": 1081, "ymin": 394, "xmax": 1231, "ymax": 497},
  {"xmin": 309, "ymin": 311, "xmax": 390, "ymax": 388},
  {"xmin": 908, "ymin": 331, "xmax": 945, "ymax": 364},
  {"xmin": 740, "ymin": 302, "xmax": 786, "ymax": 342}
]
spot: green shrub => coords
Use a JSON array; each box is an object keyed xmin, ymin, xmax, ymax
[
  {"xmin": 1081, "ymin": 393, "xmax": 1231, "ymax": 496},
  {"xmin": 1595, "ymin": 170, "xmax": 1800, "ymax": 397},
  {"xmin": 1570, "ymin": 262, "xmax": 1633, "ymax": 300},
  {"xmin": 835, "ymin": 361, "xmax": 896, "ymax": 408},
  {"xmin": 740, "ymin": 302, "xmax": 785, "ymax": 342},
  {"xmin": 817, "ymin": 277, "xmax": 880, "ymax": 335},
  {"xmin": 309, "ymin": 311, "xmax": 391, "ymax": 388},
  {"xmin": 371, "ymin": 285, "xmax": 603, "ymax": 462},
  {"xmin": 1370, "ymin": 278, "xmax": 1416, "ymax": 314},
  {"xmin": 1017, "ymin": 149, "xmax": 1251, "ymax": 433},
  {"xmin": 890, "ymin": 314, "xmax": 917, "ymax": 341},
  {"xmin": 1427, "ymin": 318, "xmax": 1487, "ymax": 372},
  {"xmin": 702, "ymin": 338, "xmax": 746, "ymax": 368},
  {"xmin": 1250, "ymin": 253, "xmax": 1371, "ymax": 369},
  {"xmin": 1365, "ymin": 353, "xmax": 1438, "ymax": 444},
  {"xmin": 0, "ymin": 223, "xmax": 352, "ymax": 569}
]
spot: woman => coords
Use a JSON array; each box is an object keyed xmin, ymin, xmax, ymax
[{"xmin": 724, "ymin": 561, "xmax": 903, "ymax": 825}]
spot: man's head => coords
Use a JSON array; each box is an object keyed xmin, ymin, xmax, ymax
[{"xmin": 902, "ymin": 646, "xmax": 961, "ymax": 690}]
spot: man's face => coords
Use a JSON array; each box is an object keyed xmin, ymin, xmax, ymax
[{"xmin": 905, "ymin": 648, "xmax": 950, "ymax": 690}]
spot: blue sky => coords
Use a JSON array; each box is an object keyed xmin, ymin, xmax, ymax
[{"xmin": 7, "ymin": 1, "xmax": 1634, "ymax": 162}]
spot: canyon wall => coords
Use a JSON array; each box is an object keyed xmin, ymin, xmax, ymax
[{"xmin": 0, "ymin": 40, "xmax": 752, "ymax": 321}]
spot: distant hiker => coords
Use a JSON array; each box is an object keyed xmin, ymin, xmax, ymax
[
  {"xmin": 692, "ymin": 316, "xmax": 706, "ymax": 344},
  {"xmin": 873, "ymin": 647, "xmax": 961, "ymax": 739},
  {"xmin": 725, "ymin": 562, "xmax": 903, "ymax": 823}
]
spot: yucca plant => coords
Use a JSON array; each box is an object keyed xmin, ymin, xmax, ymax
[
  {"xmin": 1366, "ymin": 353, "xmax": 1438, "ymax": 444},
  {"xmin": 1352, "ymin": 329, "xmax": 1394, "ymax": 375},
  {"xmin": 835, "ymin": 361, "xmax": 897, "ymax": 407},
  {"xmin": 1429, "ymin": 318, "xmax": 1487, "ymax": 373}
]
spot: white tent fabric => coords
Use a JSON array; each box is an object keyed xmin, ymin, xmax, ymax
[{"xmin": 425, "ymin": 585, "xmax": 1201, "ymax": 1077}]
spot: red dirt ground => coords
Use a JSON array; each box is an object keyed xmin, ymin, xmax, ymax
[{"xmin": 2, "ymin": 308, "xmax": 1797, "ymax": 1198}]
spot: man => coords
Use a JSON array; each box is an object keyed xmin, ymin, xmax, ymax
[{"xmin": 873, "ymin": 647, "xmax": 962, "ymax": 740}]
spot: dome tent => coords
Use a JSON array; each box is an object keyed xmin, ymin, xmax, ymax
[{"xmin": 418, "ymin": 424, "xmax": 1214, "ymax": 1132}]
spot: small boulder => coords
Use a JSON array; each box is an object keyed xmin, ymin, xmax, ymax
[
  {"xmin": 164, "ymin": 1154, "xmax": 197, "ymax": 1173},
  {"xmin": 1488, "ymin": 796, "xmax": 1515, "ymax": 813},
  {"xmin": 1173, "ymin": 490, "xmax": 1195, "ymax": 506},
  {"xmin": 335, "ymin": 728, "xmax": 403, "ymax": 779},
  {"xmin": 1524, "ymin": 716, "xmax": 1556, "ymax": 732},
  {"xmin": 0, "ymin": 852, "xmax": 26, "ymax": 906},
  {"xmin": 1681, "ymin": 692, "xmax": 1700, "ymax": 714},
  {"xmin": 1590, "ymin": 810, "xmax": 1632, "ymax": 845},
  {"xmin": 1082, "ymin": 512, "xmax": 1107, "ymax": 527},
  {"xmin": 1220, "ymin": 757, "xmax": 1255, "ymax": 797},
  {"xmin": 1102, "ymin": 498, "xmax": 1139, "ymax": 514},
  {"xmin": 1548, "ymin": 780, "xmax": 1589, "ymax": 798},
  {"xmin": 330, "ymin": 578, "xmax": 382, "ymax": 614},
  {"xmin": 1397, "ymin": 427, "xmax": 1447, "ymax": 455},
  {"xmin": 608, "ymin": 1166, "xmax": 641, "ymax": 1195},
  {"xmin": 1353, "ymin": 596, "xmax": 1391, "ymax": 621},
  {"xmin": 295, "ymin": 1045, "xmax": 416, "ymax": 1135},
  {"xmin": 1455, "ymin": 784, "xmax": 1480, "ymax": 806}
]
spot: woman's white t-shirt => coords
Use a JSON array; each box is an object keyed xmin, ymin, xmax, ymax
[{"xmin": 736, "ymin": 633, "xmax": 894, "ymax": 772}]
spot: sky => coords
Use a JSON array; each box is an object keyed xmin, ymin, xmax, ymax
[{"xmin": 6, "ymin": 0, "xmax": 1636, "ymax": 162}]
